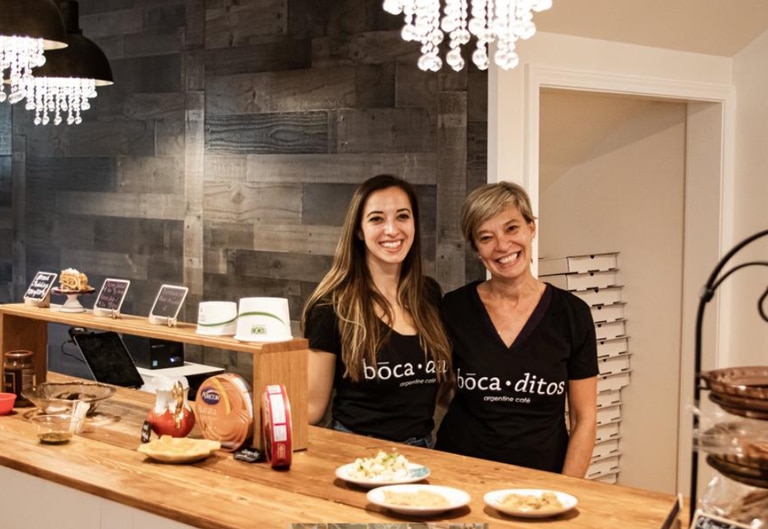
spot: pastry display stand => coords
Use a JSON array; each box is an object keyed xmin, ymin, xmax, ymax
[
  {"xmin": 690, "ymin": 228, "xmax": 768, "ymax": 525},
  {"xmin": 0, "ymin": 303, "xmax": 309, "ymax": 451},
  {"xmin": 50, "ymin": 287, "xmax": 95, "ymax": 313}
]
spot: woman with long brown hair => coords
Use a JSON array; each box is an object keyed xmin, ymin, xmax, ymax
[{"xmin": 301, "ymin": 174, "xmax": 451, "ymax": 447}]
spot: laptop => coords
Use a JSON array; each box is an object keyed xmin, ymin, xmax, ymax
[{"xmin": 68, "ymin": 327, "xmax": 146, "ymax": 389}]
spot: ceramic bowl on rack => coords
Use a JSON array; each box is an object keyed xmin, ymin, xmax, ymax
[
  {"xmin": 709, "ymin": 392, "xmax": 768, "ymax": 420},
  {"xmin": 706, "ymin": 454, "xmax": 768, "ymax": 489},
  {"xmin": 701, "ymin": 366, "xmax": 768, "ymax": 400}
]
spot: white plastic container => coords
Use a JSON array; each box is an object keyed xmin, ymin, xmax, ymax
[
  {"xmin": 234, "ymin": 297, "xmax": 292, "ymax": 343},
  {"xmin": 196, "ymin": 301, "xmax": 238, "ymax": 336}
]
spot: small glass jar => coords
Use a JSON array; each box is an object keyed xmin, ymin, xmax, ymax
[{"xmin": 3, "ymin": 350, "xmax": 36, "ymax": 407}]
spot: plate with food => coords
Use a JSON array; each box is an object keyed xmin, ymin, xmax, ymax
[
  {"xmin": 335, "ymin": 449, "xmax": 430, "ymax": 488},
  {"xmin": 137, "ymin": 435, "xmax": 221, "ymax": 464},
  {"xmin": 367, "ymin": 484, "xmax": 470, "ymax": 516},
  {"xmin": 484, "ymin": 488, "xmax": 578, "ymax": 518}
]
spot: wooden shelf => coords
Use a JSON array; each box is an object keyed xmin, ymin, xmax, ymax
[{"xmin": 0, "ymin": 303, "xmax": 309, "ymax": 451}]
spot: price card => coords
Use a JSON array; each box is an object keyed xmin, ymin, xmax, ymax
[
  {"xmin": 148, "ymin": 284, "xmax": 188, "ymax": 325},
  {"xmin": 23, "ymin": 271, "xmax": 58, "ymax": 306},
  {"xmin": 93, "ymin": 278, "xmax": 131, "ymax": 317},
  {"xmin": 690, "ymin": 510, "xmax": 751, "ymax": 529}
]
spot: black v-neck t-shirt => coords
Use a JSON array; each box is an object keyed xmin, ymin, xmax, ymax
[
  {"xmin": 435, "ymin": 282, "xmax": 598, "ymax": 472},
  {"xmin": 305, "ymin": 304, "xmax": 443, "ymax": 443}
]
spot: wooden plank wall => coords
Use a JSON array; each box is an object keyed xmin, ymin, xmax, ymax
[{"xmin": 1, "ymin": 0, "xmax": 488, "ymax": 377}]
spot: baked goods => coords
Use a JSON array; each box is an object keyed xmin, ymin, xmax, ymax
[
  {"xmin": 724, "ymin": 489, "xmax": 768, "ymax": 525},
  {"xmin": 60, "ymin": 268, "xmax": 89, "ymax": 291},
  {"xmin": 382, "ymin": 489, "xmax": 449, "ymax": 507},
  {"xmin": 499, "ymin": 491, "xmax": 565, "ymax": 512},
  {"xmin": 137, "ymin": 435, "xmax": 221, "ymax": 463},
  {"xmin": 349, "ymin": 450, "xmax": 411, "ymax": 481}
]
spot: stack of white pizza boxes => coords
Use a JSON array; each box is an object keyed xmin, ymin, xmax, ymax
[{"xmin": 538, "ymin": 252, "xmax": 628, "ymax": 485}]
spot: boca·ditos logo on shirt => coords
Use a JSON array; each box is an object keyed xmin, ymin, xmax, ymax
[
  {"xmin": 363, "ymin": 359, "xmax": 448, "ymax": 384},
  {"xmin": 456, "ymin": 369, "xmax": 565, "ymax": 401}
]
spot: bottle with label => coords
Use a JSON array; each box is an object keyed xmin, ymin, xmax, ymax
[{"xmin": 3, "ymin": 350, "xmax": 35, "ymax": 407}]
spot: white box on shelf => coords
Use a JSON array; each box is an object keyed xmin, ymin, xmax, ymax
[
  {"xmin": 573, "ymin": 287, "xmax": 623, "ymax": 307},
  {"xmin": 596, "ymin": 421, "xmax": 621, "ymax": 443},
  {"xmin": 538, "ymin": 253, "xmax": 619, "ymax": 275},
  {"xmin": 599, "ymin": 354, "xmax": 632, "ymax": 376},
  {"xmin": 597, "ymin": 336, "xmax": 629, "ymax": 358},
  {"xmin": 598, "ymin": 371, "xmax": 631, "ymax": 392},
  {"xmin": 597, "ymin": 405, "xmax": 621, "ymax": 426},
  {"xmin": 587, "ymin": 455, "xmax": 621, "ymax": 479},
  {"xmin": 593, "ymin": 471, "xmax": 620, "ymax": 484},
  {"xmin": 591, "ymin": 302, "xmax": 625, "ymax": 323},
  {"xmin": 596, "ymin": 389, "xmax": 622, "ymax": 409},
  {"xmin": 595, "ymin": 319, "xmax": 626, "ymax": 340},
  {"xmin": 542, "ymin": 270, "xmax": 619, "ymax": 292},
  {"xmin": 592, "ymin": 437, "xmax": 622, "ymax": 462}
]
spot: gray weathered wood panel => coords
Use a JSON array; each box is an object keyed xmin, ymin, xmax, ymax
[
  {"xmin": 205, "ymin": 112, "xmax": 330, "ymax": 154},
  {"xmin": 206, "ymin": 67, "xmax": 357, "ymax": 115},
  {"xmin": 205, "ymin": 0, "xmax": 287, "ymax": 49},
  {"xmin": 1, "ymin": 0, "xmax": 488, "ymax": 378},
  {"xmin": 245, "ymin": 153, "xmax": 437, "ymax": 184}
]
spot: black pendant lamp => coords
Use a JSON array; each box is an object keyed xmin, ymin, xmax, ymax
[
  {"xmin": 0, "ymin": 0, "xmax": 69, "ymax": 103},
  {"xmin": 25, "ymin": 0, "xmax": 114, "ymax": 125}
]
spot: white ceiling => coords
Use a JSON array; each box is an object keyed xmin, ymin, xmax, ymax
[{"xmin": 534, "ymin": 0, "xmax": 768, "ymax": 56}]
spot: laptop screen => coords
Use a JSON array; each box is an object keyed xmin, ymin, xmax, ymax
[{"xmin": 70, "ymin": 328, "xmax": 145, "ymax": 389}]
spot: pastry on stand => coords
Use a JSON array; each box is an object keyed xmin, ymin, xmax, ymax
[{"xmin": 51, "ymin": 268, "xmax": 95, "ymax": 313}]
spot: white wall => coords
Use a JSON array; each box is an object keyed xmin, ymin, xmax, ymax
[{"xmin": 730, "ymin": 30, "xmax": 768, "ymax": 367}]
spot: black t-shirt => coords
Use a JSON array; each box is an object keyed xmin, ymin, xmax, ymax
[
  {"xmin": 435, "ymin": 282, "xmax": 598, "ymax": 473},
  {"xmin": 304, "ymin": 303, "xmax": 444, "ymax": 443}
]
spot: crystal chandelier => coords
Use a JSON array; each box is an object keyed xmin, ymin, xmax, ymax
[
  {"xmin": 25, "ymin": 76, "xmax": 96, "ymax": 125},
  {"xmin": 383, "ymin": 0, "xmax": 552, "ymax": 72},
  {"xmin": 0, "ymin": 0, "xmax": 68, "ymax": 103},
  {"xmin": 23, "ymin": 1, "xmax": 113, "ymax": 126}
]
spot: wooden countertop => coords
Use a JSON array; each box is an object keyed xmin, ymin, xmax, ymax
[{"xmin": 0, "ymin": 374, "xmax": 680, "ymax": 529}]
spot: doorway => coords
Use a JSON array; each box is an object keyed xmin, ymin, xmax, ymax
[
  {"xmin": 494, "ymin": 64, "xmax": 731, "ymax": 497},
  {"xmin": 539, "ymin": 89, "xmax": 687, "ymax": 492}
]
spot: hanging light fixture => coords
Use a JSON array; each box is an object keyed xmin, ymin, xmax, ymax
[
  {"xmin": 0, "ymin": 0, "xmax": 68, "ymax": 103},
  {"xmin": 24, "ymin": 0, "xmax": 113, "ymax": 125},
  {"xmin": 383, "ymin": 0, "xmax": 552, "ymax": 72}
]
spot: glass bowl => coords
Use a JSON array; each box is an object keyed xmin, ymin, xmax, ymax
[
  {"xmin": 21, "ymin": 382, "xmax": 115, "ymax": 415},
  {"xmin": 30, "ymin": 413, "xmax": 84, "ymax": 444}
]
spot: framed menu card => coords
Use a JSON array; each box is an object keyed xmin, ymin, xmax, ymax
[
  {"xmin": 148, "ymin": 284, "xmax": 188, "ymax": 325},
  {"xmin": 23, "ymin": 271, "xmax": 58, "ymax": 307},
  {"xmin": 93, "ymin": 278, "xmax": 131, "ymax": 317}
]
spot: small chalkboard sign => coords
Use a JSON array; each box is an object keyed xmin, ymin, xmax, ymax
[
  {"xmin": 93, "ymin": 278, "xmax": 131, "ymax": 317},
  {"xmin": 690, "ymin": 510, "xmax": 751, "ymax": 529},
  {"xmin": 148, "ymin": 284, "xmax": 188, "ymax": 325},
  {"xmin": 23, "ymin": 271, "xmax": 58, "ymax": 306}
]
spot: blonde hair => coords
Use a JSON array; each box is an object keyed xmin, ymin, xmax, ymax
[
  {"xmin": 301, "ymin": 175, "xmax": 451, "ymax": 382},
  {"xmin": 461, "ymin": 181, "xmax": 536, "ymax": 251}
]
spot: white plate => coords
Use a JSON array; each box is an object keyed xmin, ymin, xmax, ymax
[
  {"xmin": 484, "ymin": 488, "xmax": 578, "ymax": 518},
  {"xmin": 367, "ymin": 484, "xmax": 470, "ymax": 516},
  {"xmin": 336, "ymin": 462, "xmax": 430, "ymax": 488}
]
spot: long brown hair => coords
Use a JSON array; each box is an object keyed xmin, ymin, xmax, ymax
[{"xmin": 301, "ymin": 174, "xmax": 451, "ymax": 382}]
